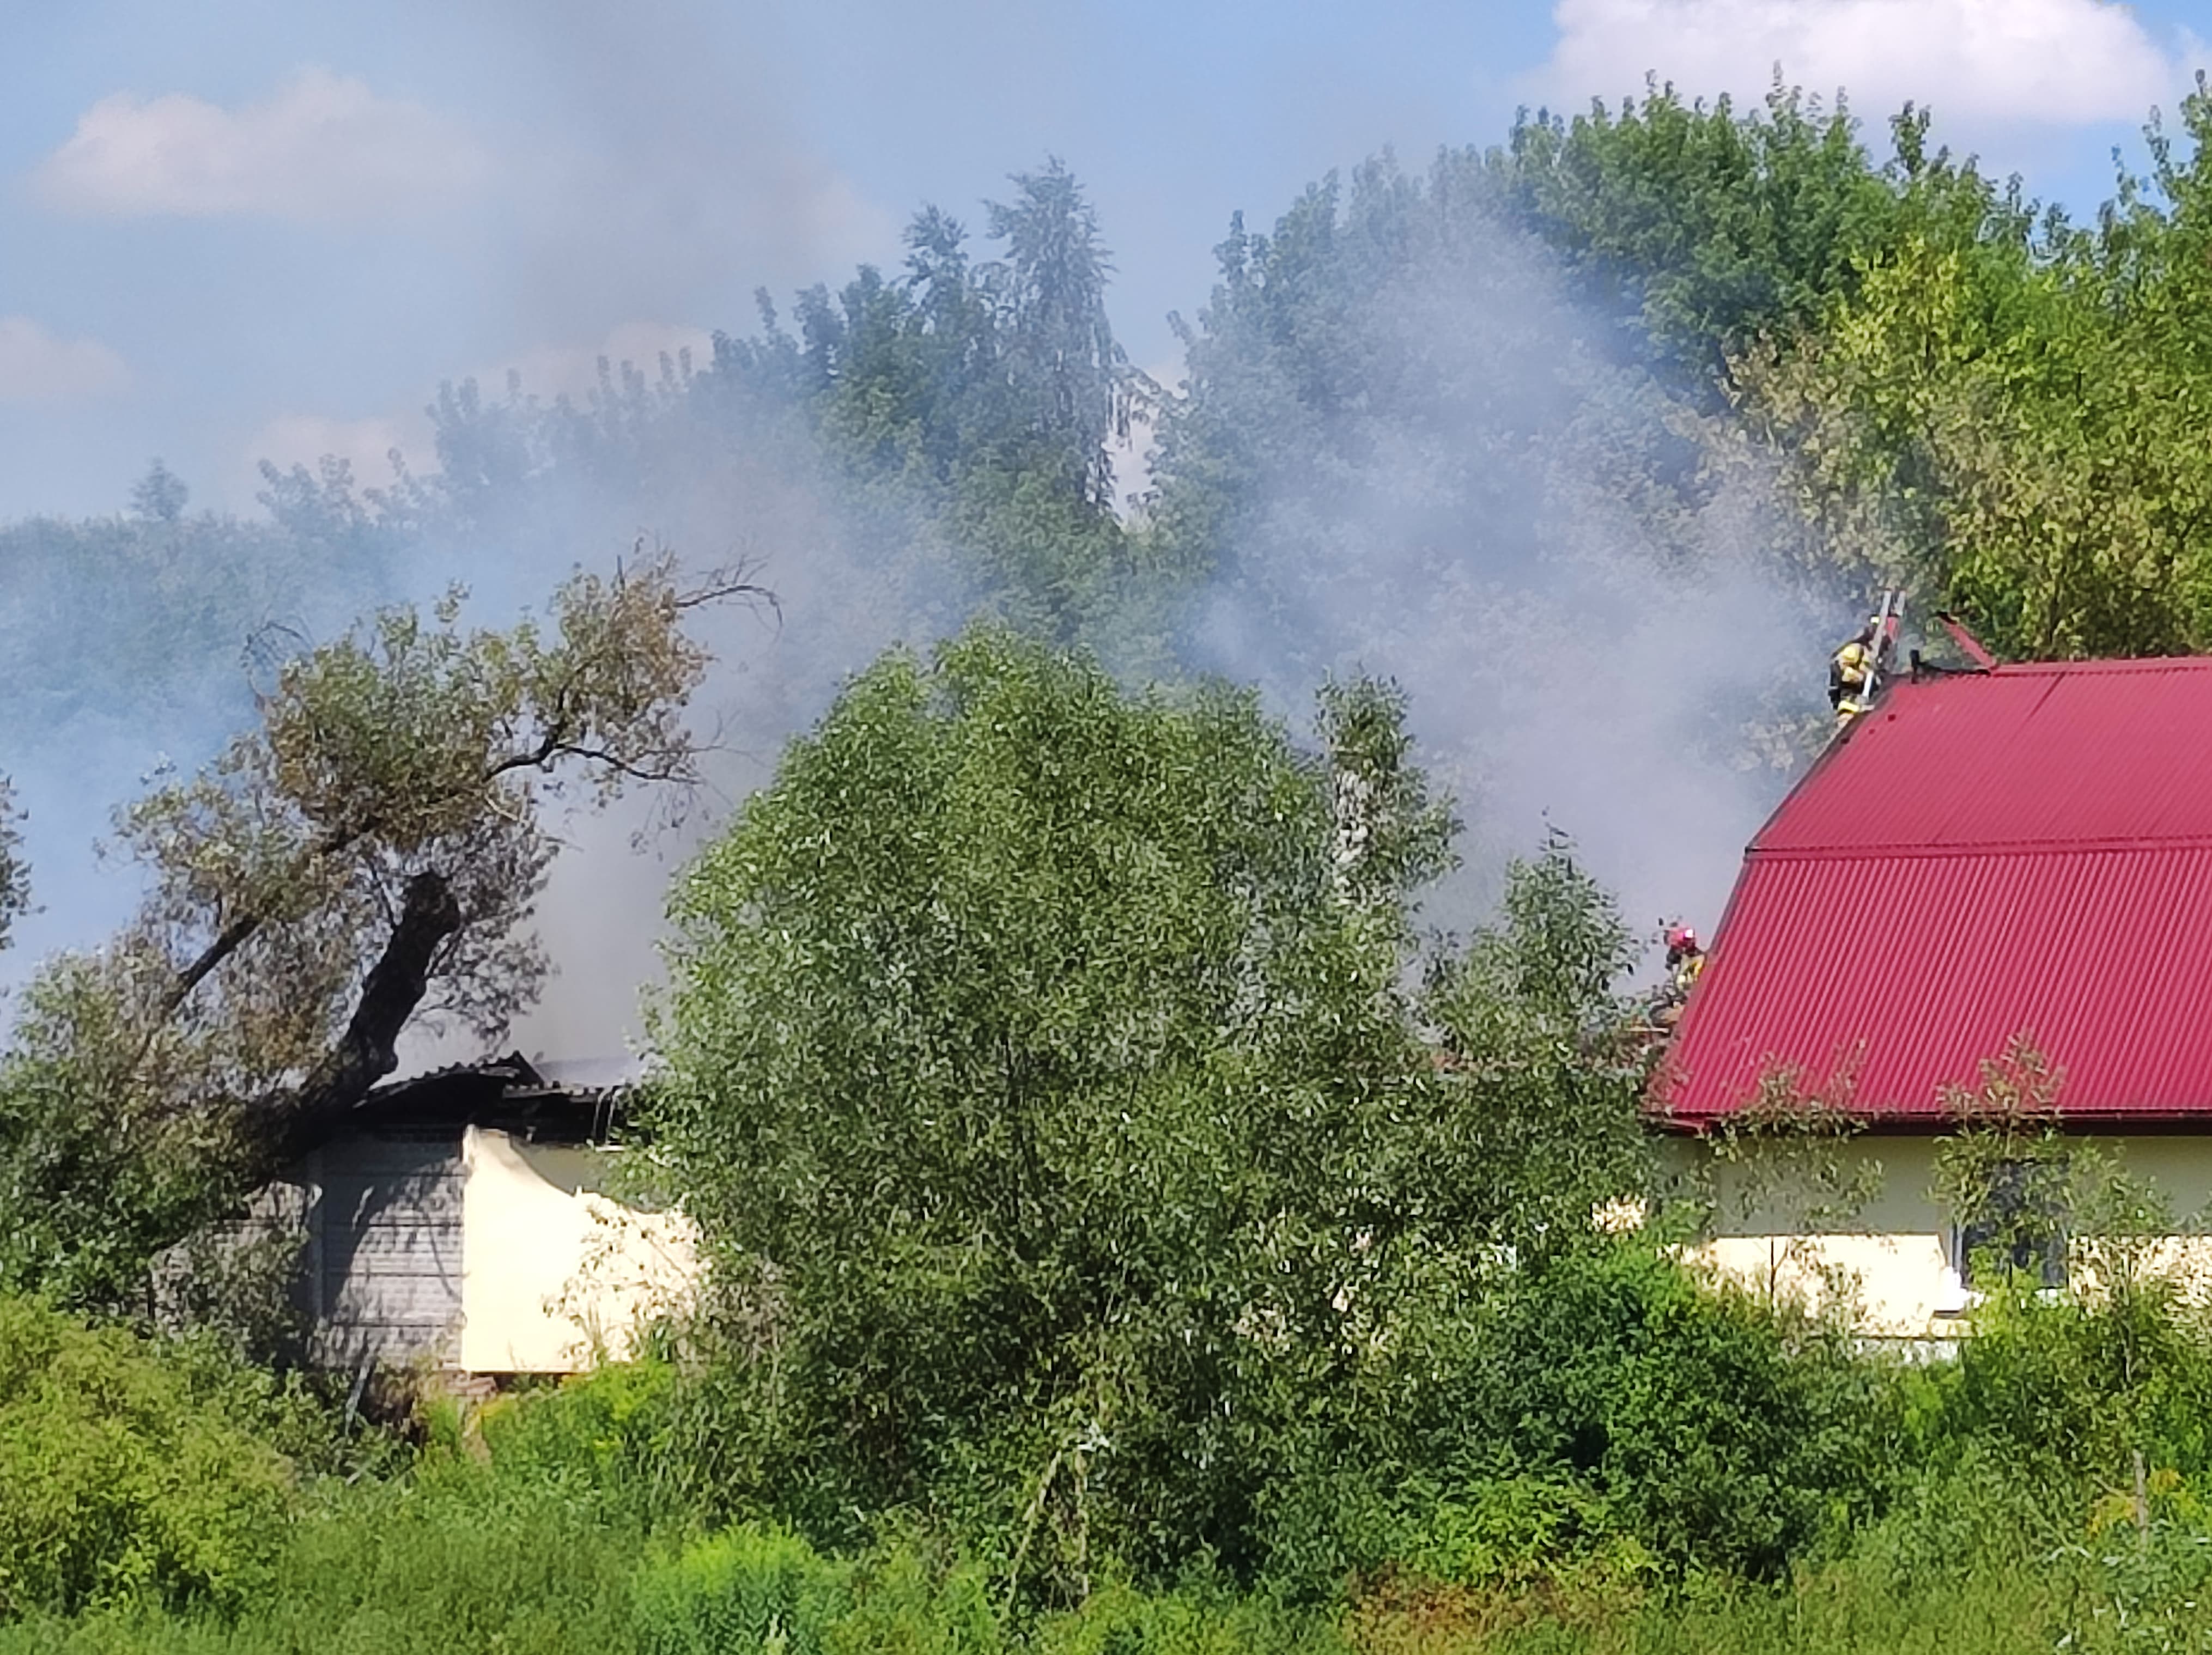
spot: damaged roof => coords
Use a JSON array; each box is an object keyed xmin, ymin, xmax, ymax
[
  {"xmin": 1659, "ymin": 658, "xmax": 2212, "ymax": 1129},
  {"xmin": 327, "ymin": 1051, "xmax": 632, "ymax": 1145}
]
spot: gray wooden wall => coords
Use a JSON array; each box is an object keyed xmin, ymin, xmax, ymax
[{"xmin": 303, "ymin": 1128, "xmax": 465, "ymax": 1369}]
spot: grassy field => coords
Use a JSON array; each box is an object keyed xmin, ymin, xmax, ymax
[
  {"xmin": 1, "ymin": 1451, "xmax": 2204, "ymax": 1655},
  {"xmin": 7, "ymin": 1287, "xmax": 2211, "ymax": 1653}
]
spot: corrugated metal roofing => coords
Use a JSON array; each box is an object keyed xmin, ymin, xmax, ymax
[{"xmin": 1661, "ymin": 657, "xmax": 2212, "ymax": 1127}]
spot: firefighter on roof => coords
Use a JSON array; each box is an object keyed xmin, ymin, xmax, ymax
[
  {"xmin": 1665, "ymin": 924, "xmax": 1704, "ymax": 996},
  {"xmin": 1651, "ymin": 923, "xmax": 1705, "ymax": 1030},
  {"xmin": 1829, "ymin": 624, "xmax": 1874, "ymax": 711}
]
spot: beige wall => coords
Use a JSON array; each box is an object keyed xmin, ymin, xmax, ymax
[
  {"xmin": 1668, "ymin": 1132, "xmax": 2212, "ymax": 1338},
  {"xmin": 458, "ymin": 1127, "xmax": 698, "ymax": 1373}
]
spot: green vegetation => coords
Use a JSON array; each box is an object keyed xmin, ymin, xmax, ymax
[
  {"xmin": 649, "ymin": 634, "xmax": 1664, "ymax": 1588},
  {"xmin": 1509, "ymin": 81, "xmax": 2212, "ymax": 660},
  {"xmin": 0, "ymin": 1281, "xmax": 2209, "ymax": 1651},
  {"xmin": 9, "ymin": 75, "xmax": 2212, "ymax": 1655}
]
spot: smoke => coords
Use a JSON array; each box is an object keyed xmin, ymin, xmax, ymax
[
  {"xmin": 2, "ymin": 147, "xmax": 1855, "ymax": 1072},
  {"xmin": 430, "ymin": 0, "xmax": 894, "ymax": 346},
  {"xmin": 1169, "ymin": 181, "xmax": 1844, "ymax": 966},
  {"xmin": 366, "ymin": 368, "xmax": 980, "ymax": 1066},
  {"xmin": 501, "ymin": 178, "xmax": 1850, "ymax": 1062},
  {"xmin": 0, "ymin": 363, "xmax": 970, "ymax": 1067},
  {"xmin": 474, "ymin": 428, "xmax": 970, "ymax": 1064}
]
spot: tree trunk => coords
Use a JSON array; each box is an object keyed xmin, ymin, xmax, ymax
[{"xmin": 235, "ymin": 869, "xmax": 462, "ymax": 1183}]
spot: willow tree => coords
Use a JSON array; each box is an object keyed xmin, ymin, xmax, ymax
[
  {"xmin": 646, "ymin": 630, "xmax": 1653, "ymax": 1587},
  {"xmin": 0, "ymin": 554, "xmax": 762, "ymax": 1310}
]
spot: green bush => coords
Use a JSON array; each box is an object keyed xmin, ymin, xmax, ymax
[
  {"xmin": 472, "ymin": 1358, "xmax": 691, "ymax": 1524},
  {"xmin": 1904, "ymin": 1282, "xmax": 2212, "ymax": 1493},
  {"xmin": 1038, "ymin": 1581, "xmax": 1346, "ymax": 1654},
  {"xmin": 823, "ymin": 1542, "xmax": 1001, "ymax": 1655},
  {"xmin": 1266, "ymin": 1244, "xmax": 1889, "ymax": 1590},
  {"xmin": 0, "ymin": 1297, "xmax": 293, "ymax": 1617},
  {"xmin": 631, "ymin": 1526, "xmax": 849, "ymax": 1655}
]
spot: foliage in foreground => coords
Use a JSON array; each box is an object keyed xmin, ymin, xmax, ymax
[
  {"xmin": 648, "ymin": 629, "xmax": 1674, "ymax": 1587},
  {"xmin": 0, "ymin": 1299, "xmax": 296, "ymax": 1618},
  {"xmin": 6, "ymin": 1262, "xmax": 2212, "ymax": 1650},
  {"xmin": 639, "ymin": 629, "xmax": 2212, "ymax": 1602}
]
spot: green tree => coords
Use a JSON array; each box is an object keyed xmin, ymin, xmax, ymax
[
  {"xmin": 128, "ymin": 459, "xmax": 190, "ymax": 526},
  {"xmin": 982, "ymin": 157, "xmax": 1138, "ymax": 510},
  {"xmin": 0, "ymin": 556, "xmax": 761, "ymax": 1312},
  {"xmin": 700, "ymin": 163, "xmax": 1154, "ymax": 648},
  {"xmin": 0, "ymin": 781, "xmax": 24, "ymax": 956},
  {"xmin": 1492, "ymin": 85, "xmax": 2015, "ymax": 380},
  {"xmin": 649, "ymin": 630, "xmax": 1654, "ymax": 1587},
  {"xmin": 651, "ymin": 629, "xmax": 1430, "ymax": 1575},
  {"xmin": 1418, "ymin": 831, "xmax": 1651, "ymax": 1254},
  {"xmin": 0, "ymin": 507, "xmax": 385, "ymax": 737},
  {"xmin": 1719, "ymin": 81, "xmax": 2212, "ymax": 659}
]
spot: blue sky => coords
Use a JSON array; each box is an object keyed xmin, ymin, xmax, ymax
[{"xmin": 3, "ymin": 0, "xmax": 2208, "ymax": 521}]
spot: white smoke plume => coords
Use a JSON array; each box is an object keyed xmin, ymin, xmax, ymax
[
  {"xmin": 2, "ymin": 157, "xmax": 1852, "ymax": 1069},
  {"xmin": 1167, "ymin": 186, "xmax": 1843, "ymax": 969}
]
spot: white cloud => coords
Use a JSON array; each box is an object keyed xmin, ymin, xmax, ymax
[
  {"xmin": 32, "ymin": 66, "xmax": 491, "ymax": 223},
  {"xmin": 0, "ymin": 317, "xmax": 129, "ymax": 404},
  {"xmin": 1538, "ymin": 0, "xmax": 2186, "ymax": 126}
]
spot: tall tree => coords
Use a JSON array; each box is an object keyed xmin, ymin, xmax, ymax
[
  {"xmin": 694, "ymin": 162, "xmax": 1153, "ymax": 647},
  {"xmin": 128, "ymin": 460, "xmax": 190, "ymax": 526},
  {"xmin": 648, "ymin": 628, "xmax": 1649, "ymax": 1584},
  {"xmin": 0, "ymin": 555, "xmax": 763, "ymax": 1310},
  {"xmin": 984, "ymin": 157, "xmax": 1137, "ymax": 509}
]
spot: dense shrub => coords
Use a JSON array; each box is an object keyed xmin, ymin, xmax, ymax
[
  {"xmin": 1904, "ymin": 1282, "xmax": 2212, "ymax": 1493},
  {"xmin": 1469, "ymin": 1245, "xmax": 1889, "ymax": 1577},
  {"xmin": 1263, "ymin": 1243, "xmax": 1891, "ymax": 1591},
  {"xmin": 471, "ymin": 1357, "xmax": 692, "ymax": 1526},
  {"xmin": 631, "ymin": 1527, "xmax": 849, "ymax": 1655},
  {"xmin": 0, "ymin": 1298, "xmax": 293, "ymax": 1616}
]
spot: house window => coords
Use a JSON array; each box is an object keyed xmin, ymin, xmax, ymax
[{"xmin": 1953, "ymin": 1157, "xmax": 2068, "ymax": 1290}]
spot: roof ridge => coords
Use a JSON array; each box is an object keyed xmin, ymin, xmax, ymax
[
  {"xmin": 1989, "ymin": 656, "xmax": 2212, "ymax": 675},
  {"xmin": 1752, "ymin": 837, "xmax": 2212, "ymax": 860}
]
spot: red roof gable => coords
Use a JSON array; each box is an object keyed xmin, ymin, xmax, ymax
[{"xmin": 1660, "ymin": 658, "xmax": 2212, "ymax": 1129}]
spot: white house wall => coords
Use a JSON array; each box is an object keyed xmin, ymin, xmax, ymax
[
  {"xmin": 1671, "ymin": 1133, "xmax": 2212, "ymax": 1338},
  {"xmin": 458, "ymin": 1126, "xmax": 698, "ymax": 1373}
]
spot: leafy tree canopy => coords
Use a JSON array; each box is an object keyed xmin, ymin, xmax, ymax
[
  {"xmin": 1491, "ymin": 84, "xmax": 2025, "ymax": 377},
  {"xmin": 648, "ymin": 628, "xmax": 1651, "ymax": 1583},
  {"xmin": 0, "ymin": 556, "xmax": 759, "ymax": 1312},
  {"xmin": 1731, "ymin": 84, "xmax": 2212, "ymax": 657}
]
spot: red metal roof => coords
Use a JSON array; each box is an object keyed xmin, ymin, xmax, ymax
[{"xmin": 1660, "ymin": 659, "xmax": 2212, "ymax": 1128}]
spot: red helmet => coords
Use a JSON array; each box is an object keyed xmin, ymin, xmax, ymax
[{"xmin": 1665, "ymin": 924, "xmax": 1698, "ymax": 952}]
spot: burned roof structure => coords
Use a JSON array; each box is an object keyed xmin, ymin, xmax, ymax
[
  {"xmin": 270, "ymin": 1052, "xmax": 651, "ymax": 1371},
  {"xmin": 312, "ymin": 1051, "xmax": 632, "ymax": 1151}
]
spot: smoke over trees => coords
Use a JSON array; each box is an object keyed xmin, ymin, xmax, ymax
[
  {"xmin": 8, "ymin": 72, "xmax": 2212, "ymax": 1652},
  {"xmin": 7, "ymin": 87, "xmax": 2212, "ymax": 1318},
  {"xmin": 0, "ymin": 557, "xmax": 758, "ymax": 1311}
]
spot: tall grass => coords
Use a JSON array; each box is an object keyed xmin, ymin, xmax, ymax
[{"xmin": 4, "ymin": 1273, "xmax": 2212, "ymax": 1652}]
